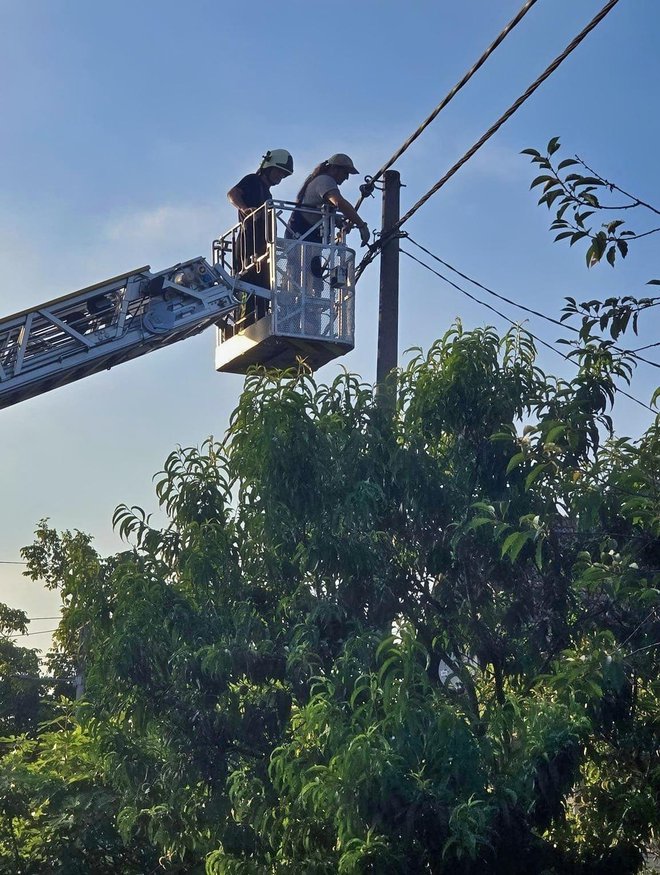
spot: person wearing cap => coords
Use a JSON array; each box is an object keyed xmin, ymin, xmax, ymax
[
  {"xmin": 287, "ymin": 153, "xmax": 370, "ymax": 247},
  {"xmin": 227, "ymin": 149, "xmax": 294, "ymax": 323}
]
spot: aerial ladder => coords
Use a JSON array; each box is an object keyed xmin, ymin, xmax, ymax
[{"xmin": 0, "ymin": 201, "xmax": 356, "ymax": 409}]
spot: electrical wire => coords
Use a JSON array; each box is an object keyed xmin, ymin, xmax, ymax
[
  {"xmin": 401, "ymin": 246, "xmax": 571, "ymax": 356},
  {"xmin": 357, "ymin": 0, "xmax": 622, "ymax": 280},
  {"xmin": 405, "ymin": 237, "xmax": 660, "ymax": 372},
  {"xmin": 0, "ymin": 617, "xmax": 61, "ymax": 623},
  {"xmin": 396, "ymin": 0, "xmax": 621, "ymax": 230},
  {"xmin": 619, "ymin": 608, "xmax": 658, "ymax": 650},
  {"xmin": 0, "ymin": 560, "xmax": 27, "ymax": 565},
  {"xmin": 408, "ymin": 238, "xmax": 568, "ymax": 327},
  {"xmin": 7, "ymin": 628, "xmax": 58, "ymax": 641},
  {"xmin": 400, "ymin": 246, "xmax": 657, "ymax": 416},
  {"xmin": 625, "ymin": 640, "xmax": 660, "ymax": 660},
  {"xmin": 633, "ymin": 340, "xmax": 660, "ymax": 353},
  {"xmin": 354, "ymin": 0, "xmax": 541, "ymax": 210},
  {"xmin": 3, "ymin": 675, "xmax": 76, "ymax": 683}
]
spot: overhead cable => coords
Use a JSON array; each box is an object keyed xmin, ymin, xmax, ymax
[
  {"xmin": 400, "ymin": 246, "xmax": 657, "ymax": 416},
  {"xmin": 396, "ymin": 0, "xmax": 621, "ymax": 229},
  {"xmin": 401, "ymin": 246, "xmax": 567, "ymax": 358},
  {"xmin": 7, "ymin": 628, "xmax": 58, "ymax": 641},
  {"xmin": 406, "ymin": 237, "xmax": 660, "ymax": 372},
  {"xmin": 2, "ymin": 675, "xmax": 76, "ymax": 684},
  {"xmin": 633, "ymin": 339, "xmax": 660, "ymax": 353},
  {"xmin": 354, "ymin": 0, "xmax": 541, "ymax": 210},
  {"xmin": 407, "ymin": 237, "xmax": 567, "ymax": 327},
  {"xmin": 358, "ymin": 0, "xmax": 622, "ymax": 279},
  {"xmin": 3, "ymin": 616, "xmax": 61, "ymax": 623}
]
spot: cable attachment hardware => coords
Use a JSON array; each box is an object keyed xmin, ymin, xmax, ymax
[
  {"xmin": 359, "ymin": 176, "xmax": 378, "ymax": 199},
  {"xmin": 374, "ymin": 228, "xmax": 408, "ymax": 247}
]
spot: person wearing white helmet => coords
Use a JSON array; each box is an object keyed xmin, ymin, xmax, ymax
[
  {"xmin": 227, "ymin": 149, "xmax": 294, "ymax": 322},
  {"xmin": 287, "ymin": 153, "xmax": 370, "ymax": 247},
  {"xmin": 228, "ymin": 149, "xmax": 294, "ymax": 223}
]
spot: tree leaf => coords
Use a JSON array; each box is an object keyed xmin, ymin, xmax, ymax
[
  {"xmin": 501, "ymin": 531, "xmax": 532, "ymax": 562},
  {"xmin": 547, "ymin": 137, "xmax": 561, "ymax": 155}
]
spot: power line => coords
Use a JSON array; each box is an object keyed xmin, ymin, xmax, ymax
[
  {"xmin": 620, "ymin": 608, "xmax": 658, "ymax": 650},
  {"xmin": 633, "ymin": 340, "xmax": 660, "ymax": 353},
  {"xmin": 401, "ymin": 245, "xmax": 567, "ymax": 355},
  {"xmin": 405, "ymin": 237, "xmax": 660, "ymax": 373},
  {"xmin": 396, "ymin": 0, "xmax": 621, "ymax": 230},
  {"xmin": 354, "ymin": 0, "xmax": 541, "ymax": 210},
  {"xmin": 3, "ymin": 617, "xmax": 61, "ymax": 623},
  {"xmin": 408, "ymin": 237, "xmax": 568, "ymax": 326},
  {"xmin": 0, "ymin": 560, "xmax": 27, "ymax": 565},
  {"xmin": 3, "ymin": 675, "xmax": 76, "ymax": 683},
  {"xmin": 7, "ymin": 628, "xmax": 58, "ymax": 641},
  {"xmin": 626, "ymin": 640, "xmax": 660, "ymax": 660},
  {"xmin": 400, "ymin": 246, "xmax": 657, "ymax": 416},
  {"xmin": 358, "ymin": 0, "xmax": 622, "ymax": 279}
]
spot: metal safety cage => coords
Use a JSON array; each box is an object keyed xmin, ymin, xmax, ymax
[{"xmin": 212, "ymin": 200, "xmax": 356, "ymax": 373}]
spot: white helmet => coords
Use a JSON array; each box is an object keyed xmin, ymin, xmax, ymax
[{"xmin": 259, "ymin": 149, "xmax": 294, "ymax": 176}]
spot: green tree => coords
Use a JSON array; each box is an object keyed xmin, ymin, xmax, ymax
[
  {"xmin": 0, "ymin": 604, "xmax": 44, "ymax": 738},
  {"xmin": 1, "ymin": 310, "xmax": 657, "ymax": 873}
]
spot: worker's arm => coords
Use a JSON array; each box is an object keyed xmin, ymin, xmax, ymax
[
  {"xmin": 325, "ymin": 190, "xmax": 370, "ymax": 246},
  {"xmin": 227, "ymin": 185, "xmax": 253, "ymax": 213}
]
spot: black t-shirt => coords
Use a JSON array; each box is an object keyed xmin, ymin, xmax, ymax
[{"xmin": 234, "ymin": 172, "xmax": 271, "ymax": 221}]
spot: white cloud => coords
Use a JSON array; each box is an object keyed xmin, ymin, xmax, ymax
[
  {"xmin": 87, "ymin": 199, "xmax": 241, "ymax": 279},
  {"xmin": 104, "ymin": 203, "xmax": 216, "ymax": 246},
  {"xmin": 458, "ymin": 140, "xmax": 528, "ymax": 183}
]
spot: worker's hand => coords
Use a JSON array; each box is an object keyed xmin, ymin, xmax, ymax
[{"xmin": 359, "ymin": 222, "xmax": 370, "ymax": 247}]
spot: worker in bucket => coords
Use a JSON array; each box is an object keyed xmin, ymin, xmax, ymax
[
  {"xmin": 283, "ymin": 153, "xmax": 368, "ymax": 337},
  {"xmin": 227, "ymin": 149, "xmax": 294, "ymax": 323},
  {"xmin": 286, "ymin": 153, "xmax": 370, "ymax": 246}
]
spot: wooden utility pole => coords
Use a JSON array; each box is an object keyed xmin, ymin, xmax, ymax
[{"xmin": 376, "ymin": 170, "xmax": 401, "ymax": 409}]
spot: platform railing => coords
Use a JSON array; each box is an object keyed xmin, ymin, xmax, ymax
[{"xmin": 213, "ymin": 201, "xmax": 355, "ymax": 347}]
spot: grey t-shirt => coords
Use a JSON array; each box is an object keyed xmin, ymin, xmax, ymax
[{"xmin": 300, "ymin": 174, "xmax": 339, "ymax": 228}]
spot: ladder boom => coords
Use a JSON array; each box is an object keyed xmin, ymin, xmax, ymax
[{"xmin": 0, "ymin": 258, "xmax": 261, "ymax": 409}]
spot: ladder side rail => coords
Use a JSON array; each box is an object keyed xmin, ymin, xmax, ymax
[
  {"xmin": 0, "ymin": 259, "xmax": 269, "ymax": 409},
  {"xmin": 0, "ymin": 273, "xmax": 150, "ymax": 334},
  {"xmin": 3, "ymin": 314, "xmax": 214, "ymax": 399},
  {"xmin": 1, "ymin": 256, "xmax": 221, "ymax": 381},
  {"xmin": 0, "ymin": 274, "xmax": 146, "ymax": 375}
]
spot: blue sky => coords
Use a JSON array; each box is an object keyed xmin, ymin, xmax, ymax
[{"xmin": 1, "ymin": 0, "xmax": 659, "ymax": 645}]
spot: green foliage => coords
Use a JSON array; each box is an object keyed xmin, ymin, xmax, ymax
[
  {"xmin": 0, "ymin": 602, "xmax": 61, "ymax": 738},
  {"xmin": 522, "ymin": 138, "xmax": 660, "ymax": 271},
  {"xmin": 1, "ymin": 312, "xmax": 659, "ymax": 871},
  {"xmin": 0, "ymin": 713, "xmax": 162, "ymax": 873}
]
